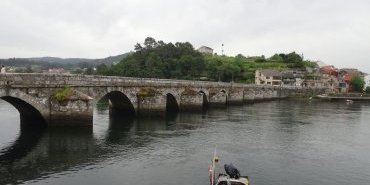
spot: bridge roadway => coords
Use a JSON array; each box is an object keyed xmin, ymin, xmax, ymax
[{"xmin": 0, "ymin": 73, "xmax": 326, "ymax": 127}]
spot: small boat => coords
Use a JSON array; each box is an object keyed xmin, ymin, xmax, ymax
[
  {"xmin": 215, "ymin": 174, "xmax": 250, "ymax": 185},
  {"xmin": 210, "ymin": 148, "xmax": 250, "ymax": 185},
  {"xmin": 316, "ymin": 94, "xmax": 329, "ymax": 99},
  {"xmin": 346, "ymin": 99, "xmax": 354, "ymax": 104}
]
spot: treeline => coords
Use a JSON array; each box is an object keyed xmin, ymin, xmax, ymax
[
  {"xmin": 96, "ymin": 37, "xmax": 205, "ymax": 80},
  {"xmin": 0, "ymin": 53, "xmax": 129, "ymax": 73},
  {"xmin": 96, "ymin": 37, "xmax": 318, "ymax": 83}
]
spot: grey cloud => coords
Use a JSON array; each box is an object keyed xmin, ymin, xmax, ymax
[{"xmin": 0, "ymin": 0, "xmax": 369, "ymax": 72}]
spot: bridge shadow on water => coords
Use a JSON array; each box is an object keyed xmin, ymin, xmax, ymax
[
  {"xmin": 0, "ymin": 125, "xmax": 94, "ymax": 185},
  {"xmin": 105, "ymin": 107, "xmax": 182, "ymax": 143},
  {"xmin": 0, "ymin": 104, "xmax": 210, "ymax": 184},
  {"xmin": 0, "ymin": 126, "xmax": 46, "ymax": 165},
  {"xmin": 0, "ymin": 92, "xmax": 231, "ymax": 185}
]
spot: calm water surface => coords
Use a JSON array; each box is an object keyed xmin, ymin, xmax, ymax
[{"xmin": 1, "ymin": 99, "xmax": 370, "ymax": 185}]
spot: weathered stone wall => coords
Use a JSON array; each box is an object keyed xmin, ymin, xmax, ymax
[
  {"xmin": 180, "ymin": 93, "xmax": 204, "ymax": 111},
  {"xmin": 228, "ymin": 88, "xmax": 244, "ymax": 105},
  {"xmin": 0, "ymin": 74, "xmax": 328, "ymax": 127},
  {"xmin": 209, "ymin": 90, "xmax": 228, "ymax": 107},
  {"xmin": 137, "ymin": 95, "xmax": 166, "ymax": 116},
  {"xmin": 49, "ymin": 89, "xmax": 93, "ymax": 126},
  {"xmin": 243, "ymin": 89, "xmax": 255, "ymax": 103}
]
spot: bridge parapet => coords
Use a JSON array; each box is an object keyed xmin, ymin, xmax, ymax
[
  {"xmin": 1, "ymin": 73, "xmax": 325, "ymax": 90},
  {"xmin": 1, "ymin": 73, "xmax": 327, "ymax": 127},
  {"xmin": 1, "ymin": 73, "xmax": 239, "ymax": 88}
]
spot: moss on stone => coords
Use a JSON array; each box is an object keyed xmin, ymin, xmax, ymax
[
  {"xmin": 54, "ymin": 86, "xmax": 73, "ymax": 102},
  {"xmin": 137, "ymin": 87, "xmax": 157, "ymax": 97},
  {"xmin": 181, "ymin": 87, "xmax": 198, "ymax": 96}
]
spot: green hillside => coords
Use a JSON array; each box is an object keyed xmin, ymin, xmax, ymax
[{"xmin": 97, "ymin": 37, "xmax": 318, "ymax": 83}]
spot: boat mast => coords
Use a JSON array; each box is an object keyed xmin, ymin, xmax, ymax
[{"xmin": 211, "ymin": 147, "xmax": 217, "ymax": 185}]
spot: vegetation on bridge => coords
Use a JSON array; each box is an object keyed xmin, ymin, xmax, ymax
[
  {"xmin": 137, "ymin": 87, "xmax": 158, "ymax": 97},
  {"xmin": 93, "ymin": 37, "xmax": 318, "ymax": 83},
  {"xmin": 54, "ymin": 86, "xmax": 73, "ymax": 103}
]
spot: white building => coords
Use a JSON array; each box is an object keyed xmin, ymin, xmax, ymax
[
  {"xmin": 197, "ymin": 46, "xmax": 213, "ymax": 55},
  {"xmin": 255, "ymin": 69, "xmax": 282, "ymax": 86}
]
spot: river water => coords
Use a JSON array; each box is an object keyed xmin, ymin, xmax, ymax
[{"xmin": 1, "ymin": 99, "xmax": 370, "ymax": 185}]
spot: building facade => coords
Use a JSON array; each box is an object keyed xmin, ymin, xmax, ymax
[
  {"xmin": 197, "ymin": 46, "xmax": 213, "ymax": 55},
  {"xmin": 255, "ymin": 69, "xmax": 282, "ymax": 86}
]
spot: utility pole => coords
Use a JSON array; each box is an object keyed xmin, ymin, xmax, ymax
[{"xmin": 222, "ymin": 44, "xmax": 224, "ymax": 56}]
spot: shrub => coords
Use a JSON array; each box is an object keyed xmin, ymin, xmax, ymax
[
  {"xmin": 366, "ymin": 86, "xmax": 370, "ymax": 94},
  {"xmin": 54, "ymin": 86, "xmax": 73, "ymax": 102},
  {"xmin": 137, "ymin": 87, "xmax": 157, "ymax": 97}
]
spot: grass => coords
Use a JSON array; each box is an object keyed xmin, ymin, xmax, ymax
[{"xmin": 54, "ymin": 86, "xmax": 73, "ymax": 102}]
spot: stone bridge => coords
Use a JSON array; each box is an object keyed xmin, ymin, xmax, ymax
[{"xmin": 0, "ymin": 74, "xmax": 326, "ymax": 127}]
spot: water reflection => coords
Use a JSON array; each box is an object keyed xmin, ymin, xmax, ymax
[
  {"xmin": 0, "ymin": 127, "xmax": 45, "ymax": 165},
  {"xmin": 0, "ymin": 108, "xmax": 204, "ymax": 185},
  {"xmin": 0, "ymin": 127, "xmax": 93, "ymax": 185},
  {"xmin": 1, "ymin": 100, "xmax": 370, "ymax": 185}
]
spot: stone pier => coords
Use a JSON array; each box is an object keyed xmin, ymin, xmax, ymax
[
  {"xmin": 180, "ymin": 93, "xmax": 205, "ymax": 111},
  {"xmin": 209, "ymin": 90, "xmax": 228, "ymax": 107},
  {"xmin": 228, "ymin": 88, "xmax": 244, "ymax": 105}
]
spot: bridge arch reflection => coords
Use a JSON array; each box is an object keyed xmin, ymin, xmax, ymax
[{"xmin": 0, "ymin": 96, "xmax": 46, "ymax": 126}]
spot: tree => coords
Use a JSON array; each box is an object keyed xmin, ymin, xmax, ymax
[
  {"xmin": 25, "ymin": 65, "xmax": 33, "ymax": 73},
  {"xmin": 269, "ymin": 54, "xmax": 284, "ymax": 62},
  {"xmin": 96, "ymin": 64, "xmax": 109, "ymax": 75},
  {"xmin": 255, "ymin": 56, "xmax": 266, "ymax": 63},
  {"xmin": 144, "ymin": 37, "xmax": 157, "ymax": 49},
  {"xmin": 85, "ymin": 67, "xmax": 94, "ymax": 75},
  {"xmin": 351, "ymin": 75, "xmax": 365, "ymax": 92},
  {"xmin": 285, "ymin": 52, "xmax": 303, "ymax": 63},
  {"xmin": 134, "ymin": 43, "xmax": 143, "ymax": 51},
  {"xmin": 236, "ymin": 54, "xmax": 246, "ymax": 59},
  {"xmin": 104, "ymin": 38, "xmax": 314, "ymax": 83},
  {"xmin": 366, "ymin": 86, "xmax": 370, "ymax": 94}
]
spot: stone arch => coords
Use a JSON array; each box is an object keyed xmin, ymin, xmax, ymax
[
  {"xmin": 220, "ymin": 89, "xmax": 228, "ymax": 100},
  {"xmin": 0, "ymin": 96, "xmax": 46, "ymax": 126},
  {"xmin": 199, "ymin": 90, "xmax": 209, "ymax": 108},
  {"xmin": 161, "ymin": 89, "xmax": 181, "ymax": 105},
  {"xmin": 166, "ymin": 93, "xmax": 179, "ymax": 113},
  {"xmin": 98, "ymin": 91, "xmax": 136, "ymax": 117},
  {"xmin": 208, "ymin": 89, "xmax": 228, "ymax": 107}
]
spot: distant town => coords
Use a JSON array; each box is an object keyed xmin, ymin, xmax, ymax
[{"xmin": 255, "ymin": 67, "xmax": 368, "ymax": 93}]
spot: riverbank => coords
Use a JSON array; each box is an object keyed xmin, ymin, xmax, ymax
[{"xmin": 316, "ymin": 93, "xmax": 370, "ymax": 101}]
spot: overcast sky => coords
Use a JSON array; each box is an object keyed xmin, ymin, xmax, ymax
[{"xmin": 0, "ymin": 0, "xmax": 369, "ymax": 73}]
